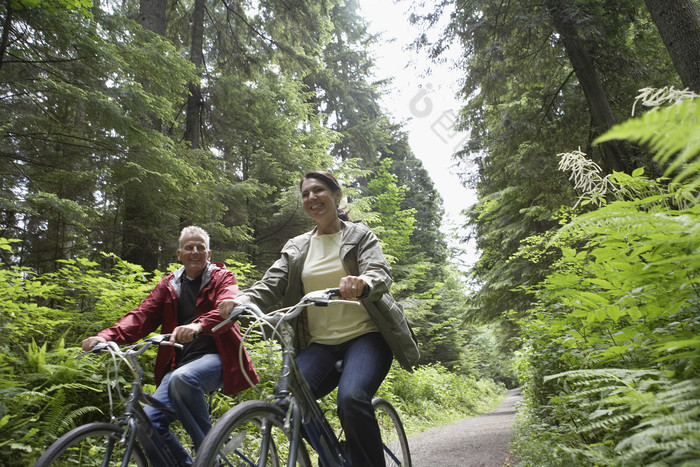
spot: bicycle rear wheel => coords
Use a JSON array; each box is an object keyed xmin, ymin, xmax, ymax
[
  {"xmin": 194, "ymin": 400, "xmax": 311, "ymax": 467},
  {"xmin": 373, "ymin": 397, "xmax": 412, "ymax": 467},
  {"xmin": 34, "ymin": 422, "xmax": 148, "ymax": 467}
]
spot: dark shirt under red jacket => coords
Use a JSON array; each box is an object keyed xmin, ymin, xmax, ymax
[{"xmin": 97, "ymin": 262, "xmax": 259, "ymax": 395}]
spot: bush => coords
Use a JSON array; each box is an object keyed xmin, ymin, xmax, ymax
[{"xmin": 512, "ymin": 90, "xmax": 700, "ymax": 465}]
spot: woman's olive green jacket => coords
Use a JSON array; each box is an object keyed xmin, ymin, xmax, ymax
[{"xmin": 236, "ymin": 220, "xmax": 420, "ymax": 370}]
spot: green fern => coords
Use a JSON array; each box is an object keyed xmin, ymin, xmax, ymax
[
  {"xmin": 596, "ymin": 96, "xmax": 700, "ymax": 191},
  {"xmin": 36, "ymin": 388, "xmax": 68, "ymax": 443},
  {"xmin": 514, "ymin": 91, "xmax": 700, "ymax": 466}
]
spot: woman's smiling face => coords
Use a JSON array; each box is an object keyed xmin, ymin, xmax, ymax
[{"xmin": 301, "ymin": 177, "xmax": 341, "ymax": 228}]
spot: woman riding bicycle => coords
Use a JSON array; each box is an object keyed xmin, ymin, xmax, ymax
[{"xmin": 219, "ymin": 170, "xmax": 419, "ymax": 466}]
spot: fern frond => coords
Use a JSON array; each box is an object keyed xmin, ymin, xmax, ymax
[
  {"xmin": 581, "ymin": 412, "xmax": 639, "ymax": 433},
  {"xmin": 617, "ymin": 437, "xmax": 700, "ymax": 460},
  {"xmin": 39, "ymin": 389, "xmax": 67, "ymax": 439},
  {"xmin": 546, "ymin": 368, "xmax": 661, "ymax": 384},
  {"xmin": 596, "ymin": 97, "xmax": 700, "ymax": 191},
  {"xmin": 43, "ymin": 382, "xmax": 102, "ymax": 394},
  {"xmin": 662, "ymin": 399, "xmax": 700, "ymax": 412},
  {"xmin": 634, "ymin": 409, "xmax": 700, "ymax": 429},
  {"xmin": 58, "ymin": 405, "xmax": 103, "ymax": 433}
]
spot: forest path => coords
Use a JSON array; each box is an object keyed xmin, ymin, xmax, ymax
[{"xmin": 407, "ymin": 388, "xmax": 521, "ymax": 466}]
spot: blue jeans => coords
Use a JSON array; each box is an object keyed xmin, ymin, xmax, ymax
[
  {"xmin": 143, "ymin": 353, "xmax": 223, "ymax": 466},
  {"xmin": 296, "ymin": 332, "xmax": 393, "ymax": 467}
]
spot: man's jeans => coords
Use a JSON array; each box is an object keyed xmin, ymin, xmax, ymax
[
  {"xmin": 143, "ymin": 353, "xmax": 223, "ymax": 466},
  {"xmin": 296, "ymin": 332, "xmax": 393, "ymax": 467}
]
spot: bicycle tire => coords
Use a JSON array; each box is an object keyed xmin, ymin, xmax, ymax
[
  {"xmin": 373, "ymin": 397, "xmax": 412, "ymax": 467},
  {"xmin": 34, "ymin": 422, "xmax": 148, "ymax": 467},
  {"xmin": 194, "ymin": 400, "xmax": 311, "ymax": 467}
]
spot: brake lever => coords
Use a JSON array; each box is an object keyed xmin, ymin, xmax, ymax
[{"xmin": 161, "ymin": 341, "xmax": 184, "ymax": 349}]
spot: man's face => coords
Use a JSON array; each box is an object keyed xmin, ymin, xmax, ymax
[{"xmin": 177, "ymin": 233, "xmax": 211, "ymax": 278}]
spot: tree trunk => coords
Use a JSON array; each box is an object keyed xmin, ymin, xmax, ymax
[
  {"xmin": 120, "ymin": 0, "xmax": 167, "ymax": 270},
  {"xmin": 544, "ymin": 0, "xmax": 629, "ymax": 173},
  {"xmin": 185, "ymin": 0, "xmax": 206, "ymax": 148},
  {"xmin": 138, "ymin": 0, "xmax": 166, "ymax": 36},
  {"xmin": 121, "ymin": 198, "xmax": 160, "ymax": 271},
  {"xmin": 644, "ymin": 0, "xmax": 700, "ymax": 93},
  {"xmin": 0, "ymin": 0, "xmax": 13, "ymax": 72}
]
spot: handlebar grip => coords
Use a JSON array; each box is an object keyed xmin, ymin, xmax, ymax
[
  {"xmin": 146, "ymin": 334, "xmax": 184, "ymax": 349},
  {"xmin": 240, "ymin": 302, "xmax": 265, "ymax": 318},
  {"xmin": 87, "ymin": 341, "xmax": 112, "ymax": 354},
  {"xmin": 211, "ymin": 318, "xmax": 229, "ymax": 333}
]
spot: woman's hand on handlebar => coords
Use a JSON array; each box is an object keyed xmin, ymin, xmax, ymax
[
  {"xmin": 82, "ymin": 336, "xmax": 107, "ymax": 351},
  {"xmin": 339, "ymin": 276, "xmax": 366, "ymax": 300}
]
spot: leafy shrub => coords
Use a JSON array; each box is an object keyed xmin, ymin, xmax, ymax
[
  {"xmin": 512, "ymin": 90, "xmax": 700, "ymax": 465},
  {"xmin": 0, "ymin": 251, "xmax": 161, "ymax": 464}
]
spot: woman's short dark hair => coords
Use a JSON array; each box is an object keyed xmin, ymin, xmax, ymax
[{"xmin": 301, "ymin": 171, "xmax": 350, "ymax": 221}]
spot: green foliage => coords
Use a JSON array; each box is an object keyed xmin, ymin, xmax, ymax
[
  {"xmin": 365, "ymin": 158, "xmax": 416, "ymax": 265},
  {"xmin": 0, "ymin": 242, "xmax": 164, "ymax": 464},
  {"xmin": 0, "ymin": 337, "xmax": 105, "ymax": 465},
  {"xmin": 385, "ymin": 134, "xmax": 447, "ymax": 265},
  {"xmin": 597, "ymin": 89, "xmax": 700, "ymax": 191},
  {"xmin": 0, "ymin": 252, "xmax": 158, "ymax": 349},
  {"xmin": 9, "ymin": 0, "xmax": 93, "ymax": 17},
  {"xmin": 513, "ymin": 93, "xmax": 700, "ymax": 465},
  {"xmin": 416, "ymin": 0, "xmax": 679, "ymax": 324},
  {"xmin": 1, "ymin": 2, "xmax": 200, "ymax": 272},
  {"xmin": 400, "ymin": 266, "xmax": 477, "ymax": 373},
  {"xmin": 462, "ymin": 324, "xmax": 518, "ymax": 387}
]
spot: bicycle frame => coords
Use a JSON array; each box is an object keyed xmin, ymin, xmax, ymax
[
  {"xmin": 87, "ymin": 336, "xmax": 189, "ymax": 467},
  {"xmin": 215, "ymin": 289, "xmax": 360, "ymax": 466},
  {"xmin": 124, "ymin": 385, "xmax": 182, "ymax": 467},
  {"xmin": 277, "ymin": 348, "xmax": 348, "ymax": 466}
]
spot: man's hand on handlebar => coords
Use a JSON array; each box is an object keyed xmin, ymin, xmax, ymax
[{"xmin": 170, "ymin": 323, "xmax": 203, "ymax": 344}]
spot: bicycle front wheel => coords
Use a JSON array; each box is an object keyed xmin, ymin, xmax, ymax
[
  {"xmin": 194, "ymin": 400, "xmax": 311, "ymax": 467},
  {"xmin": 34, "ymin": 422, "xmax": 148, "ymax": 467},
  {"xmin": 373, "ymin": 397, "xmax": 412, "ymax": 467}
]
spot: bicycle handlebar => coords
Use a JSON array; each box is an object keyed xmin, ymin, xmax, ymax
[
  {"xmin": 211, "ymin": 287, "xmax": 356, "ymax": 333},
  {"xmin": 79, "ymin": 334, "xmax": 183, "ymax": 359},
  {"xmin": 74, "ymin": 334, "xmax": 186, "ymax": 410}
]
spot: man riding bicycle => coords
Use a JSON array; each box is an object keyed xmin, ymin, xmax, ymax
[{"xmin": 82, "ymin": 226, "xmax": 259, "ymax": 466}]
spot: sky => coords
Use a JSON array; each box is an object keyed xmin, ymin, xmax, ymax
[{"xmin": 358, "ymin": 0, "xmax": 479, "ymax": 267}]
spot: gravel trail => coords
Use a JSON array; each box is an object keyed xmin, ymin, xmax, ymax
[{"xmin": 406, "ymin": 388, "xmax": 521, "ymax": 466}]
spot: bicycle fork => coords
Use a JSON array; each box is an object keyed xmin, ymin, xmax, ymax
[
  {"xmin": 120, "ymin": 417, "xmax": 140, "ymax": 467},
  {"xmin": 280, "ymin": 400, "xmax": 303, "ymax": 467}
]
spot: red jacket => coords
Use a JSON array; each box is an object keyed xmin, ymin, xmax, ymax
[{"xmin": 97, "ymin": 262, "xmax": 259, "ymax": 395}]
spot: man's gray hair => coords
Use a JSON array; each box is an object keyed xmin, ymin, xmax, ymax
[{"xmin": 178, "ymin": 226, "xmax": 210, "ymax": 250}]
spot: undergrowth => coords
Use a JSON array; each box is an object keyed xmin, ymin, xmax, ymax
[
  {"xmin": 381, "ymin": 363, "xmax": 505, "ymax": 435},
  {"xmin": 511, "ymin": 89, "xmax": 700, "ymax": 465}
]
